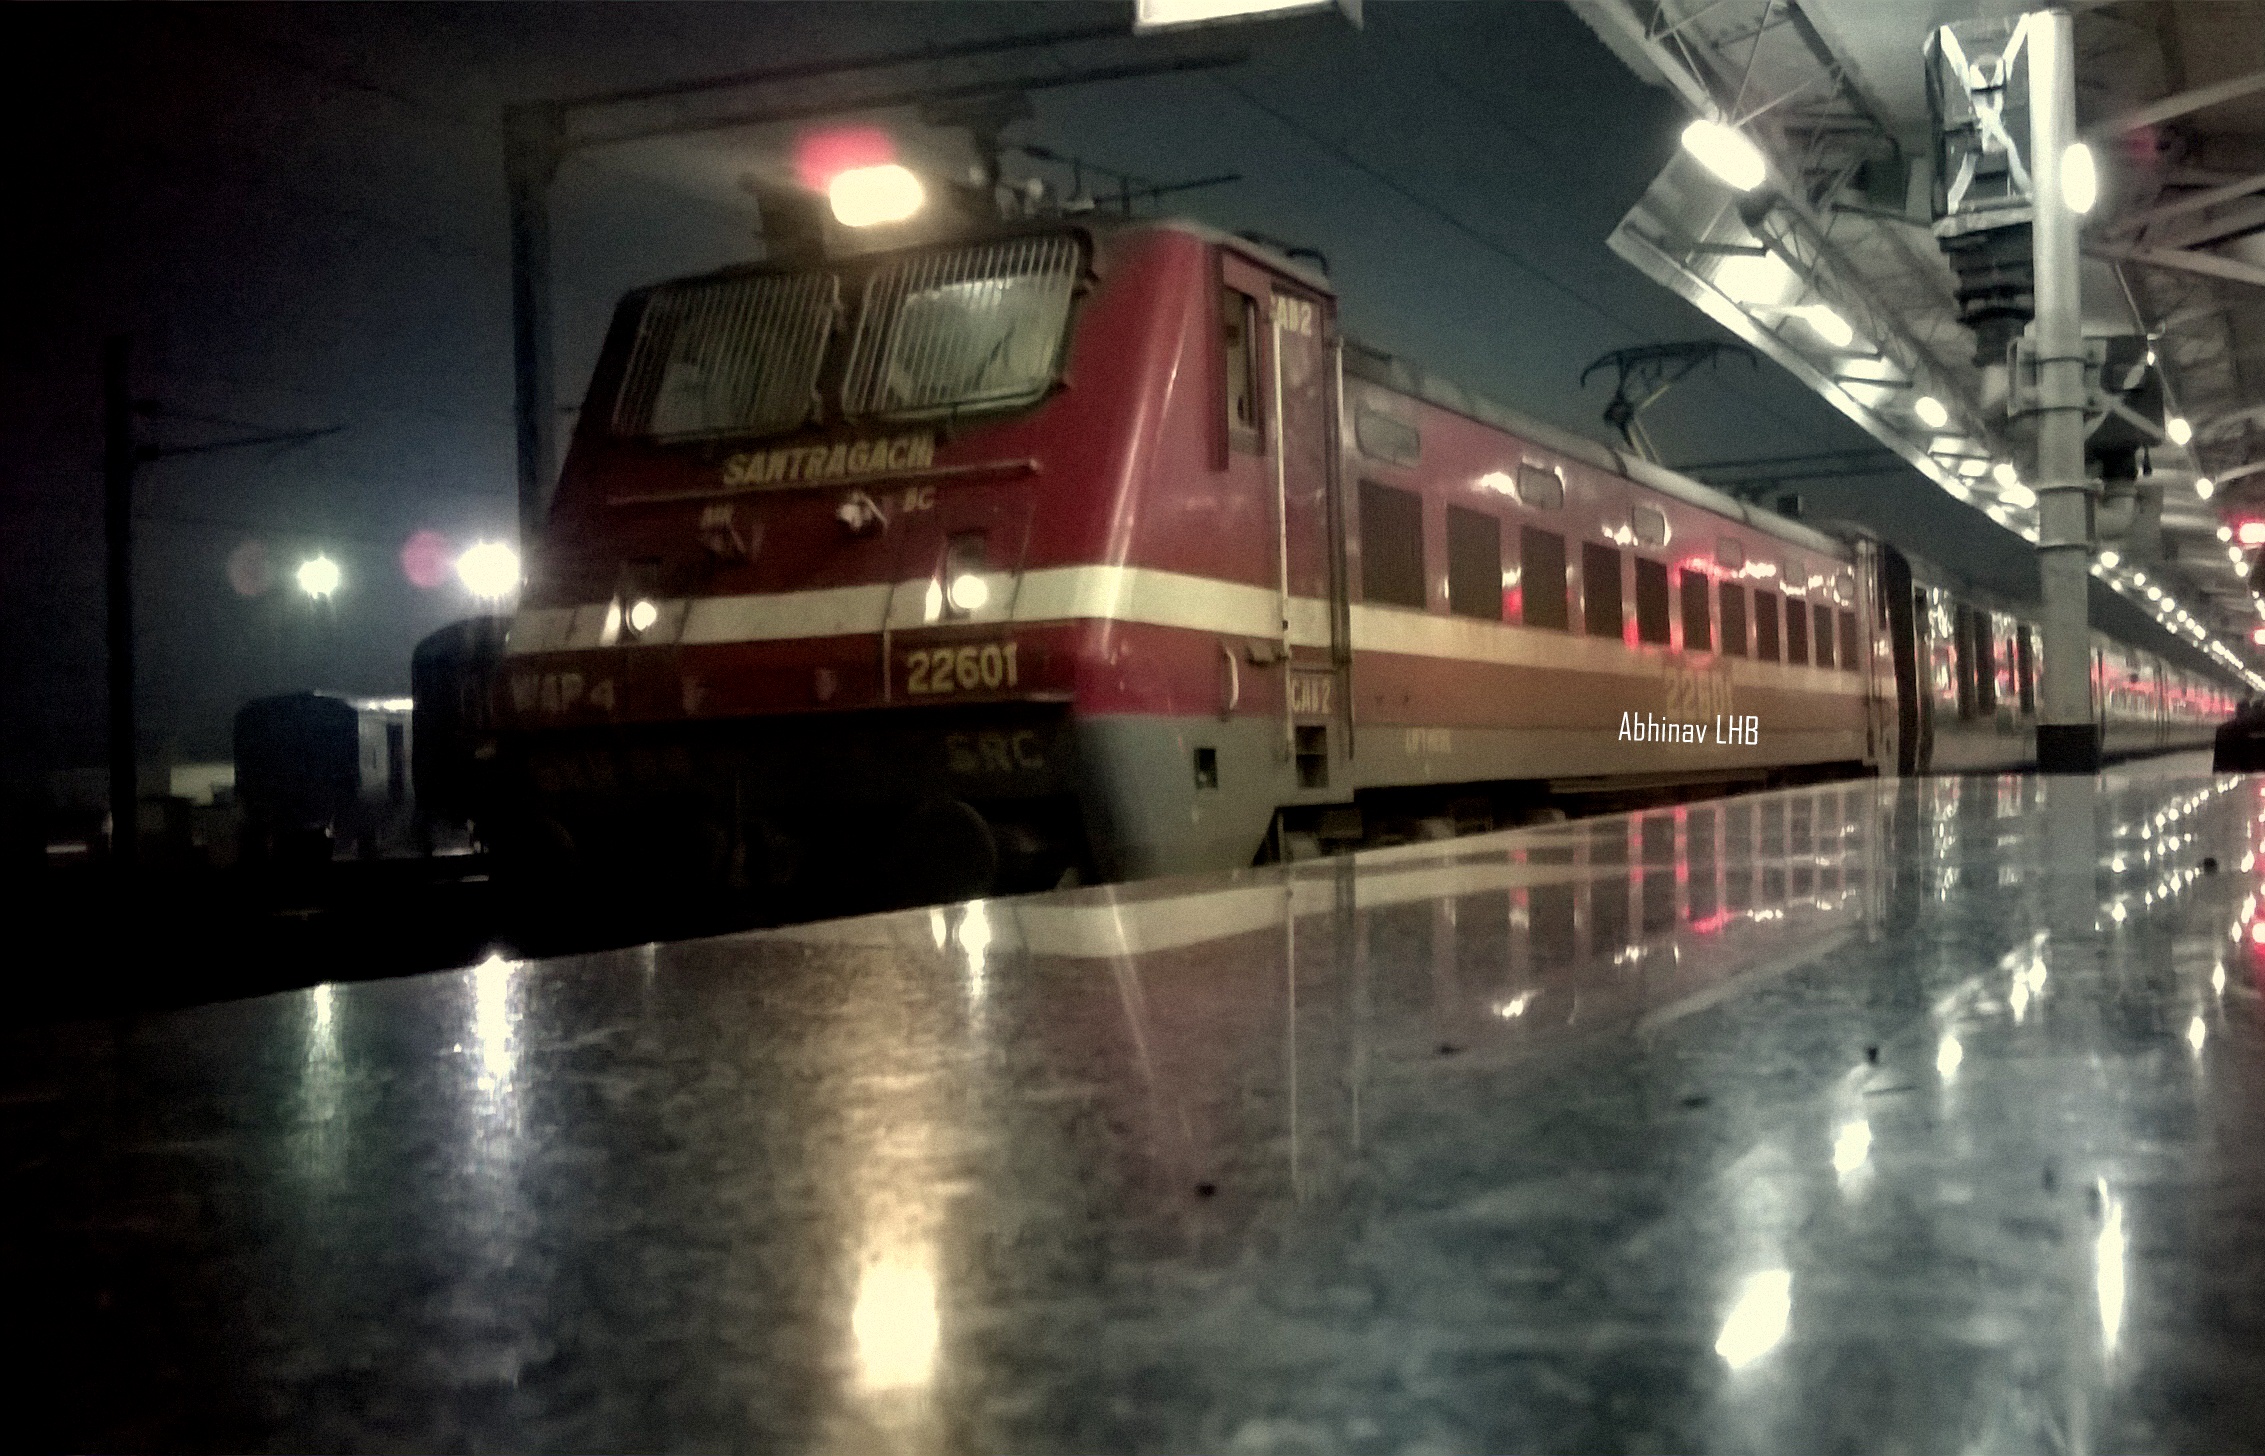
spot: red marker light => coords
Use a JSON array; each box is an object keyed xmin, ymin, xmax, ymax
[
  {"xmin": 2239, "ymin": 521, "xmax": 2265, "ymax": 546},
  {"xmin": 794, "ymin": 126, "xmax": 895, "ymax": 191},
  {"xmin": 2249, "ymin": 921, "xmax": 2264, "ymax": 945},
  {"xmin": 2250, "ymin": 626, "xmax": 2265, "ymax": 647}
]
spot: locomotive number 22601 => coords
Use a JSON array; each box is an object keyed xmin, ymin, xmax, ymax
[{"xmin": 905, "ymin": 641, "xmax": 1020, "ymax": 696}]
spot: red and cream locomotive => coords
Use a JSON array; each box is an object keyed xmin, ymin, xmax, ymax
[{"xmin": 444, "ymin": 214, "xmax": 2234, "ymax": 908}]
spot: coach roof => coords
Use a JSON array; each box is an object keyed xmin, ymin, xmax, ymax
[{"xmin": 1341, "ymin": 339, "xmax": 1850, "ymax": 562}]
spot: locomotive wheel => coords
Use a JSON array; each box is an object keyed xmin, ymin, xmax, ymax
[{"xmin": 887, "ymin": 800, "xmax": 999, "ymax": 907}]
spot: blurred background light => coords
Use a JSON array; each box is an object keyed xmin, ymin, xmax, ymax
[
  {"xmin": 400, "ymin": 528, "xmax": 453, "ymax": 589},
  {"xmin": 296, "ymin": 554, "xmax": 341, "ymax": 598},
  {"xmin": 455, "ymin": 540, "xmax": 522, "ymax": 600}
]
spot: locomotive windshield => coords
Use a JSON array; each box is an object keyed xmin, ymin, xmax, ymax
[
  {"xmin": 611, "ymin": 271, "xmax": 840, "ymax": 441},
  {"xmin": 609, "ymin": 233, "xmax": 1082, "ymax": 443}
]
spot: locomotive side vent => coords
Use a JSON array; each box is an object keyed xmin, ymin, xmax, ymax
[
  {"xmin": 613, "ymin": 271, "xmax": 839, "ymax": 441},
  {"xmin": 842, "ymin": 235, "xmax": 1082, "ymax": 422}
]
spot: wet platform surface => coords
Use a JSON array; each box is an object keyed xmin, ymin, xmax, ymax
[{"xmin": 7, "ymin": 753, "xmax": 2265, "ymax": 1453}]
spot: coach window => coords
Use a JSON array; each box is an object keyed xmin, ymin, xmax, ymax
[
  {"xmin": 1634, "ymin": 558, "xmax": 1671, "ymax": 645},
  {"xmin": 1753, "ymin": 589, "xmax": 1781, "ymax": 661},
  {"xmin": 1719, "ymin": 581, "xmax": 1748, "ymax": 655},
  {"xmin": 1953, "ymin": 605, "xmax": 1977, "ymax": 716},
  {"xmin": 1811, "ymin": 604, "xmax": 1836, "ymax": 669},
  {"xmin": 1838, "ymin": 609, "xmax": 1859, "ymax": 674},
  {"xmin": 1679, "ymin": 569, "xmax": 1713, "ymax": 652},
  {"xmin": 1785, "ymin": 596, "xmax": 1810, "ymax": 664},
  {"xmin": 1521, "ymin": 527, "xmax": 1569, "ymax": 630},
  {"xmin": 1360, "ymin": 479, "xmax": 1428, "ymax": 609},
  {"xmin": 1971, "ymin": 610, "xmax": 1997, "ymax": 713},
  {"xmin": 2016, "ymin": 626, "xmax": 2036, "ymax": 712},
  {"xmin": 1447, "ymin": 506, "xmax": 1502, "ymax": 620},
  {"xmin": 1516, "ymin": 464, "xmax": 1564, "ymax": 510},
  {"xmin": 1222, "ymin": 287, "xmax": 1262, "ymax": 453},
  {"xmin": 1582, "ymin": 543, "xmax": 1624, "ymax": 640}
]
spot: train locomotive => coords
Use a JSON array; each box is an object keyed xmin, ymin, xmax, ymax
[{"xmin": 440, "ymin": 214, "xmax": 2237, "ymax": 910}]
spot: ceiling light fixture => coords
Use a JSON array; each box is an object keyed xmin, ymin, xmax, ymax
[
  {"xmin": 2061, "ymin": 142, "xmax": 2099, "ymax": 215},
  {"xmin": 1681, "ymin": 119, "xmax": 1767, "ymax": 192}
]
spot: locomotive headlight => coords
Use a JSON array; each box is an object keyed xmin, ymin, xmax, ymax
[
  {"xmin": 940, "ymin": 531, "xmax": 990, "ymax": 618},
  {"xmin": 829, "ymin": 164, "xmax": 924, "ymax": 227},
  {"xmin": 948, "ymin": 573, "xmax": 990, "ymax": 613},
  {"xmin": 627, "ymin": 598, "xmax": 659, "ymax": 634}
]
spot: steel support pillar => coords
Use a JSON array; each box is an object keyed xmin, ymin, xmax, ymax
[
  {"xmin": 2028, "ymin": 9, "xmax": 2100, "ymax": 774},
  {"xmin": 505, "ymin": 105, "xmax": 563, "ymax": 558},
  {"xmin": 103, "ymin": 335, "xmax": 138, "ymax": 875}
]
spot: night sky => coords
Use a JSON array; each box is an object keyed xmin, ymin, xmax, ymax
[{"xmin": 4, "ymin": 2, "xmax": 2059, "ymax": 799}]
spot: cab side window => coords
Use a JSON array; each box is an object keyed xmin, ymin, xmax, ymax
[{"xmin": 1222, "ymin": 287, "xmax": 1262, "ymax": 453}]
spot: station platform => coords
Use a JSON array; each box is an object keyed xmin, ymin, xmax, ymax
[{"xmin": 6, "ymin": 753, "xmax": 2264, "ymax": 1452}]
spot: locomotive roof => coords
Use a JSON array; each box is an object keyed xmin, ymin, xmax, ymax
[{"xmin": 1336, "ymin": 337, "xmax": 1851, "ymax": 564}]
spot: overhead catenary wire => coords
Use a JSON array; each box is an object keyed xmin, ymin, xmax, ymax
[{"xmin": 1206, "ymin": 71, "xmax": 1868, "ymax": 461}]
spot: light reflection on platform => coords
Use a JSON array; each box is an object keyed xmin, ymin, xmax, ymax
[{"xmin": 5, "ymin": 758, "xmax": 2265, "ymax": 1451}]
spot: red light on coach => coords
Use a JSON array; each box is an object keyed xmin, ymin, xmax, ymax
[{"xmin": 2238, "ymin": 521, "xmax": 2265, "ymax": 547}]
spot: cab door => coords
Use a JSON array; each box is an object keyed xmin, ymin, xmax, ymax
[{"xmin": 1223, "ymin": 252, "xmax": 1347, "ymax": 785}]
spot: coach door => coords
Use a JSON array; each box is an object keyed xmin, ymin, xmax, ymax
[
  {"xmin": 1226, "ymin": 253, "xmax": 1348, "ymax": 780},
  {"xmin": 1863, "ymin": 540, "xmax": 1915, "ymax": 775}
]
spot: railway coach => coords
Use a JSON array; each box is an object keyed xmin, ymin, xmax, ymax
[{"xmin": 443, "ymin": 215, "xmax": 2235, "ymax": 909}]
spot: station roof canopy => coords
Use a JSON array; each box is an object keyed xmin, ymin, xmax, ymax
[{"xmin": 1576, "ymin": 0, "xmax": 2265, "ymax": 679}]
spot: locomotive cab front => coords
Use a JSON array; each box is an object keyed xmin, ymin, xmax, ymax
[{"xmin": 484, "ymin": 219, "xmax": 1254, "ymax": 911}]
